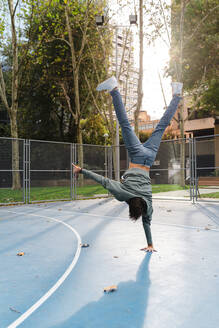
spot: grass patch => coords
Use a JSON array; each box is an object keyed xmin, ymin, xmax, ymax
[
  {"xmin": 0, "ymin": 185, "xmax": 108, "ymax": 203},
  {"xmin": 29, "ymin": 185, "xmax": 108, "ymax": 201},
  {"xmin": 77, "ymin": 185, "xmax": 108, "ymax": 197},
  {"xmin": 0, "ymin": 188, "xmax": 24, "ymax": 203},
  {"xmin": 198, "ymin": 192, "xmax": 219, "ymax": 199},
  {"xmin": 0, "ymin": 183, "xmax": 190, "ymax": 204},
  {"xmin": 152, "ymin": 184, "xmax": 189, "ymax": 193}
]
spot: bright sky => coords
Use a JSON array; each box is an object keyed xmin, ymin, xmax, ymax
[
  {"xmin": 109, "ymin": 0, "xmax": 172, "ymax": 119},
  {"xmin": 141, "ymin": 43, "xmax": 172, "ymax": 119}
]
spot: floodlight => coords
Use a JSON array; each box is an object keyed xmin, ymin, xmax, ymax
[
  {"xmin": 129, "ymin": 15, "xmax": 137, "ymax": 24},
  {"xmin": 95, "ymin": 16, "xmax": 104, "ymax": 26}
]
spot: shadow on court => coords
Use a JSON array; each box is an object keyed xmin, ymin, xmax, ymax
[{"xmin": 53, "ymin": 254, "xmax": 151, "ymax": 328}]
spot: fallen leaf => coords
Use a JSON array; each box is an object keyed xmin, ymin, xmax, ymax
[
  {"xmin": 205, "ymin": 227, "xmax": 210, "ymax": 230},
  {"xmin": 113, "ymin": 256, "xmax": 119, "ymax": 258},
  {"xmin": 9, "ymin": 307, "xmax": 21, "ymax": 314},
  {"xmin": 104, "ymin": 285, "xmax": 117, "ymax": 293},
  {"xmin": 81, "ymin": 243, "xmax": 89, "ymax": 248},
  {"xmin": 17, "ymin": 252, "xmax": 25, "ymax": 256},
  {"xmin": 167, "ymin": 209, "xmax": 172, "ymax": 212}
]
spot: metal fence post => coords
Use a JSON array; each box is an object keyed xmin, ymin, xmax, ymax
[
  {"xmin": 191, "ymin": 138, "xmax": 195, "ymax": 204},
  {"xmin": 72, "ymin": 143, "xmax": 76, "ymax": 200},
  {"xmin": 194, "ymin": 137, "xmax": 198, "ymax": 201},
  {"xmin": 189, "ymin": 138, "xmax": 192, "ymax": 201},
  {"xmin": 23, "ymin": 140, "xmax": 26, "ymax": 204},
  {"xmin": 109, "ymin": 146, "xmax": 113, "ymax": 180},
  {"xmin": 70, "ymin": 143, "xmax": 73, "ymax": 200},
  {"xmin": 73, "ymin": 143, "xmax": 77, "ymax": 200},
  {"xmin": 28, "ymin": 140, "xmax": 31, "ymax": 203},
  {"xmin": 24, "ymin": 139, "xmax": 30, "ymax": 204}
]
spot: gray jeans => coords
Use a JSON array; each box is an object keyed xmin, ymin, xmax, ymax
[{"xmin": 110, "ymin": 89, "xmax": 181, "ymax": 167}]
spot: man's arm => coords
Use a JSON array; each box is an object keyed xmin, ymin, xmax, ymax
[
  {"xmin": 140, "ymin": 215, "xmax": 157, "ymax": 252},
  {"xmin": 72, "ymin": 163, "xmax": 118, "ymax": 190}
]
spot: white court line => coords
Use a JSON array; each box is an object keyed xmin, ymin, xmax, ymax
[{"xmin": 4, "ymin": 210, "xmax": 82, "ymax": 328}]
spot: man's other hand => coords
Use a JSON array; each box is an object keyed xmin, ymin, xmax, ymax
[
  {"xmin": 140, "ymin": 246, "xmax": 157, "ymax": 252},
  {"xmin": 72, "ymin": 163, "xmax": 81, "ymax": 178}
]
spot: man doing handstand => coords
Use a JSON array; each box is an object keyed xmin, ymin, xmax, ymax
[{"xmin": 73, "ymin": 77, "xmax": 183, "ymax": 252}]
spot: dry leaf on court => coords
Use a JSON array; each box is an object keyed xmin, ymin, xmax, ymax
[
  {"xmin": 81, "ymin": 243, "xmax": 89, "ymax": 248},
  {"xmin": 9, "ymin": 307, "xmax": 21, "ymax": 313},
  {"xmin": 17, "ymin": 252, "xmax": 25, "ymax": 256},
  {"xmin": 104, "ymin": 285, "xmax": 117, "ymax": 293}
]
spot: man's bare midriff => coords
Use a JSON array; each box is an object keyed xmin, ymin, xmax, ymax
[{"xmin": 129, "ymin": 162, "xmax": 150, "ymax": 172}]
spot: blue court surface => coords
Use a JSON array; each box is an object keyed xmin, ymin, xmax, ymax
[{"xmin": 1, "ymin": 198, "xmax": 219, "ymax": 328}]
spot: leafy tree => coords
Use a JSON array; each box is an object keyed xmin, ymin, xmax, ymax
[
  {"xmin": 14, "ymin": 0, "xmax": 109, "ymax": 145},
  {"xmin": 169, "ymin": 0, "xmax": 219, "ymax": 113},
  {"xmin": 0, "ymin": 0, "xmax": 30, "ymax": 189},
  {"xmin": 81, "ymin": 113, "xmax": 109, "ymax": 145}
]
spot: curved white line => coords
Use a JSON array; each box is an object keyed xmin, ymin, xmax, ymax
[{"xmin": 5, "ymin": 210, "xmax": 81, "ymax": 328}]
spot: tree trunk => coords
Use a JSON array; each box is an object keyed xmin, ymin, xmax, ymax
[
  {"xmin": 10, "ymin": 110, "xmax": 21, "ymax": 190},
  {"xmin": 178, "ymin": 0, "xmax": 186, "ymax": 187},
  {"xmin": 8, "ymin": 0, "xmax": 21, "ymax": 190},
  {"xmin": 134, "ymin": 0, "xmax": 144, "ymax": 138},
  {"xmin": 65, "ymin": 4, "xmax": 85, "ymax": 185}
]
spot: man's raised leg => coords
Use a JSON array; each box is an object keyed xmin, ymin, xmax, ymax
[
  {"xmin": 142, "ymin": 82, "xmax": 183, "ymax": 166},
  {"xmin": 96, "ymin": 77, "xmax": 143, "ymax": 160}
]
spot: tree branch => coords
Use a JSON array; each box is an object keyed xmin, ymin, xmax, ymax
[
  {"xmin": 184, "ymin": 66, "xmax": 207, "ymax": 122},
  {"xmin": 185, "ymin": 4, "xmax": 219, "ymax": 44},
  {"xmin": 46, "ymin": 37, "xmax": 71, "ymax": 48},
  {"xmin": 12, "ymin": 0, "xmax": 20, "ymax": 18},
  {"xmin": 84, "ymin": 72, "xmax": 108, "ymax": 124},
  {"xmin": 158, "ymin": 0, "xmax": 171, "ymax": 47},
  {"xmin": 59, "ymin": 82, "xmax": 76, "ymax": 119}
]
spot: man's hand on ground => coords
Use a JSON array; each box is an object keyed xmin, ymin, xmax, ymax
[
  {"xmin": 72, "ymin": 163, "xmax": 81, "ymax": 178},
  {"xmin": 140, "ymin": 246, "xmax": 157, "ymax": 252}
]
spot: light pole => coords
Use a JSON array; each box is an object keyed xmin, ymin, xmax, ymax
[{"xmin": 95, "ymin": 15, "xmax": 137, "ymax": 181}]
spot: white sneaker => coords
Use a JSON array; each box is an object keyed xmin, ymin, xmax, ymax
[
  {"xmin": 171, "ymin": 82, "xmax": 183, "ymax": 96},
  {"xmin": 96, "ymin": 76, "xmax": 118, "ymax": 92}
]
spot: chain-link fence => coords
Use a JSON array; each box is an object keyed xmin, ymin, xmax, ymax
[
  {"xmin": 1, "ymin": 136, "xmax": 219, "ymax": 205},
  {"xmin": 194, "ymin": 134, "xmax": 219, "ymax": 202},
  {"xmin": 0, "ymin": 137, "xmax": 25, "ymax": 204},
  {"xmin": 150, "ymin": 138, "xmax": 193, "ymax": 200},
  {"xmin": 73, "ymin": 144, "xmax": 111, "ymax": 199},
  {"xmin": 28, "ymin": 140, "xmax": 73, "ymax": 203}
]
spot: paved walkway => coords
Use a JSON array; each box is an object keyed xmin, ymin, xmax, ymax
[{"xmin": 153, "ymin": 188, "xmax": 219, "ymax": 198}]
